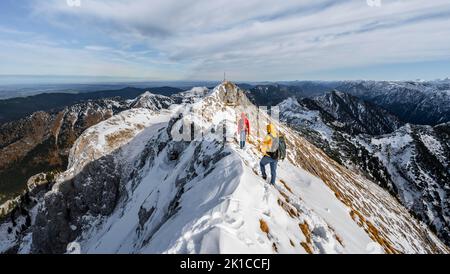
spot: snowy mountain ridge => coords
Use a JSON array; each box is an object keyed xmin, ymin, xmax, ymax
[
  {"xmin": 334, "ymin": 80, "xmax": 450, "ymax": 125},
  {"xmin": 310, "ymin": 90, "xmax": 403, "ymax": 135},
  {"xmin": 1, "ymin": 82, "xmax": 448, "ymax": 254},
  {"xmin": 129, "ymin": 92, "xmax": 174, "ymax": 111},
  {"xmin": 279, "ymin": 97, "xmax": 450, "ymax": 246},
  {"xmin": 244, "ymin": 80, "xmax": 450, "ymax": 126}
]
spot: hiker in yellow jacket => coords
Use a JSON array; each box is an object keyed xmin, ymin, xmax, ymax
[{"xmin": 259, "ymin": 123, "xmax": 279, "ymax": 185}]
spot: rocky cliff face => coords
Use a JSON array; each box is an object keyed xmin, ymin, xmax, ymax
[
  {"xmin": 32, "ymin": 108, "xmax": 157, "ymax": 253},
  {"xmin": 0, "ymin": 99, "xmax": 128, "ymax": 205}
]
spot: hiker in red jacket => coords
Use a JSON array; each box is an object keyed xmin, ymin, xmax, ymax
[{"xmin": 237, "ymin": 112, "xmax": 250, "ymax": 149}]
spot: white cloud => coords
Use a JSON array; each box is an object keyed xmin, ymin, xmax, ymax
[{"xmin": 8, "ymin": 0, "xmax": 450, "ymax": 80}]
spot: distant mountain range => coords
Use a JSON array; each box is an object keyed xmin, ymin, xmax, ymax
[
  {"xmin": 0, "ymin": 87, "xmax": 182, "ymax": 125},
  {"xmin": 245, "ymin": 80, "xmax": 450, "ymax": 125},
  {"xmin": 2, "ymin": 79, "xmax": 449, "ymax": 126},
  {"xmin": 334, "ymin": 80, "xmax": 450, "ymax": 125}
]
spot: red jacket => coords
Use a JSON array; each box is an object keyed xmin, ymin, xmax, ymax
[{"xmin": 238, "ymin": 116, "xmax": 250, "ymax": 135}]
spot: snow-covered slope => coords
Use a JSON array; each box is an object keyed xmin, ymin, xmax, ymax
[
  {"xmin": 279, "ymin": 97, "xmax": 450, "ymax": 246},
  {"xmin": 0, "ymin": 98, "xmax": 130, "ymax": 205},
  {"xmin": 0, "ymin": 91, "xmax": 178, "ymax": 207},
  {"xmin": 1, "ymin": 82, "xmax": 448, "ymax": 254},
  {"xmin": 356, "ymin": 124, "xmax": 450, "ymax": 244}
]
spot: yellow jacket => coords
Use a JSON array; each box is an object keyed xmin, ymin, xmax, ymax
[{"xmin": 261, "ymin": 124, "xmax": 278, "ymax": 156}]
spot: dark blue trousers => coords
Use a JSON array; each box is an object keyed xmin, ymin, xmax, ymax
[
  {"xmin": 239, "ymin": 131, "xmax": 246, "ymax": 149},
  {"xmin": 260, "ymin": 156, "xmax": 278, "ymax": 185}
]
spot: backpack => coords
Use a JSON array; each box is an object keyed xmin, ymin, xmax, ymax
[
  {"xmin": 269, "ymin": 134, "xmax": 287, "ymax": 161},
  {"xmin": 277, "ymin": 134, "xmax": 287, "ymax": 161}
]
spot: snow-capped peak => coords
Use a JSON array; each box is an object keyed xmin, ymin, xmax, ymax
[
  {"xmin": 130, "ymin": 91, "xmax": 174, "ymax": 111},
  {"xmin": 173, "ymin": 87, "xmax": 210, "ymax": 104}
]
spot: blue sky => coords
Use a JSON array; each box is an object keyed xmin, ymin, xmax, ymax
[{"xmin": 0, "ymin": 0, "xmax": 449, "ymax": 82}]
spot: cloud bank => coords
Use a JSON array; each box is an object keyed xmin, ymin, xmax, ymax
[{"xmin": 1, "ymin": 0, "xmax": 450, "ymax": 80}]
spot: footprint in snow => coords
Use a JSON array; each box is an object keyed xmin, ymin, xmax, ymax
[{"xmin": 262, "ymin": 184, "xmax": 271, "ymax": 217}]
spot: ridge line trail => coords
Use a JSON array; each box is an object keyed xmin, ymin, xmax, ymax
[
  {"xmin": 196, "ymin": 89, "xmax": 387, "ymax": 252},
  {"xmin": 223, "ymin": 103, "xmax": 310, "ymax": 212},
  {"xmin": 230, "ymin": 135, "xmax": 351, "ymax": 253},
  {"xmin": 222, "ymin": 103, "xmax": 374, "ymax": 253}
]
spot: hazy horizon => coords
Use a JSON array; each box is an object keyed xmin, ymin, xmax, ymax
[{"xmin": 1, "ymin": 74, "xmax": 449, "ymax": 87}]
